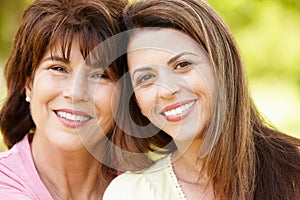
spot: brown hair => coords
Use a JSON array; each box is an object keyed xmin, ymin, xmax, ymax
[
  {"xmin": 0, "ymin": 0, "xmax": 127, "ymax": 149},
  {"xmin": 111, "ymin": 0, "xmax": 300, "ymax": 199}
]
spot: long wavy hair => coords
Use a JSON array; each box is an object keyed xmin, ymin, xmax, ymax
[
  {"xmin": 110, "ymin": 0, "xmax": 300, "ymax": 199},
  {"xmin": 0, "ymin": 0, "xmax": 127, "ymax": 179}
]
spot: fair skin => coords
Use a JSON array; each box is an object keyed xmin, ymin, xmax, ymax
[
  {"xmin": 25, "ymin": 39, "xmax": 118, "ymax": 199},
  {"xmin": 127, "ymin": 28, "xmax": 215, "ymax": 199}
]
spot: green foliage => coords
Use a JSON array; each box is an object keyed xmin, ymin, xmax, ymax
[
  {"xmin": 207, "ymin": 0, "xmax": 300, "ymax": 138},
  {"xmin": 0, "ymin": 0, "xmax": 29, "ymax": 61}
]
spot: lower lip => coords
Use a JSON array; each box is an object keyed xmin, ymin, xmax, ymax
[
  {"xmin": 162, "ymin": 101, "xmax": 196, "ymax": 122},
  {"xmin": 55, "ymin": 112, "xmax": 90, "ymax": 128}
]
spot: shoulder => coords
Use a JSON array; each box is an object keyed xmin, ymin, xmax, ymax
[
  {"xmin": 103, "ymin": 172, "xmax": 160, "ymax": 200},
  {"xmin": 0, "ymin": 135, "xmax": 52, "ymax": 199},
  {"xmin": 104, "ymin": 155, "xmax": 171, "ymax": 200},
  {"xmin": 0, "ymin": 141, "xmax": 30, "ymax": 198},
  {"xmin": 0, "ymin": 135, "xmax": 31, "ymax": 171},
  {"xmin": 0, "ymin": 186, "xmax": 32, "ymax": 200},
  {"xmin": 0, "ymin": 140, "xmax": 23, "ymax": 174}
]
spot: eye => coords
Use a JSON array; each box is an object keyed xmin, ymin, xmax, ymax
[
  {"xmin": 174, "ymin": 61, "xmax": 192, "ymax": 70},
  {"xmin": 50, "ymin": 66, "xmax": 68, "ymax": 74},
  {"xmin": 88, "ymin": 71, "xmax": 111, "ymax": 83},
  {"xmin": 136, "ymin": 73, "xmax": 155, "ymax": 85},
  {"xmin": 90, "ymin": 72, "xmax": 106, "ymax": 79}
]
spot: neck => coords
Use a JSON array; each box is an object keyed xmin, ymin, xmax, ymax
[
  {"xmin": 172, "ymin": 139, "xmax": 205, "ymax": 184},
  {"xmin": 172, "ymin": 139, "xmax": 215, "ymax": 199},
  {"xmin": 31, "ymin": 134, "xmax": 113, "ymax": 199}
]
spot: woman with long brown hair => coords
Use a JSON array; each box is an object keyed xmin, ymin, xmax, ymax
[
  {"xmin": 0, "ymin": 0, "xmax": 127, "ymax": 199},
  {"xmin": 105, "ymin": 0, "xmax": 300, "ymax": 199}
]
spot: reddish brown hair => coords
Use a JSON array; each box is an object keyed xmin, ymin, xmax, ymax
[{"xmin": 0, "ymin": 0, "xmax": 127, "ymax": 149}]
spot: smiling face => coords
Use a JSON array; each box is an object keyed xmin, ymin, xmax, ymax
[
  {"xmin": 127, "ymin": 28, "xmax": 216, "ymax": 143},
  {"xmin": 26, "ymin": 39, "xmax": 119, "ymax": 151}
]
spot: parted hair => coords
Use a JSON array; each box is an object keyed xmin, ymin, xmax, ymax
[
  {"xmin": 0, "ymin": 0, "xmax": 127, "ymax": 148},
  {"xmin": 110, "ymin": 0, "xmax": 300, "ymax": 199}
]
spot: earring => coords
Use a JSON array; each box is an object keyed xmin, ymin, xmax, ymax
[{"xmin": 25, "ymin": 96, "xmax": 30, "ymax": 102}]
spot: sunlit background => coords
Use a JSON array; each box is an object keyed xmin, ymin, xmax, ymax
[{"xmin": 0, "ymin": 0, "xmax": 299, "ymax": 152}]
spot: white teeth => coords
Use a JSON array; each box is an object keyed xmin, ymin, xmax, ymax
[
  {"xmin": 163, "ymin": 101, "xmax": 195, "ymax": 117},
  {"xmin": 56, "ymin": 111, "xmax": 90, "ymax": 122}
]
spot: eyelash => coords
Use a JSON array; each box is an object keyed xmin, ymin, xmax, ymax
[
  {"xmin": 49, "ymin": 65, "xmax": 110, "ymax": 82},
  {"xmin": 174, "ymin": 61, "xmax": 192, "ymax": 70},
  {"xmin": 89, "ymin": 71, "xmax": 109, "ymax": 80},
  {"xmin": 50, "ymin": 66, "xmax": 68, "ymax": 74},
  {"xmin": 136, "ymin": 73, "xmax": 155, "ymax": 85},
  {"xmin": 134, "ymin": 60, "xmax": 193, "ymax": 86}
]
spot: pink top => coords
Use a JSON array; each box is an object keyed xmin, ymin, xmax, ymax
[{"xmin": 0, "ymin": 134, "xmax": 53, "ymax": 199}]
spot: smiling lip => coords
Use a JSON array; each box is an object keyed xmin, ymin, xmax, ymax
[
  {"xmin": 54, "ymin": 109, "xmax": 92, "ymax": 128},
  {"xmin": 161, "ymin": 100, "xmax": 196, "ymax": 122}
]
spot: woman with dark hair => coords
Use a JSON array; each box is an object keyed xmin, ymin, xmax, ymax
[
  {"xmin": 104, "ymin": 0, "xmax": 300, "ymax": 199},
  {"xmin": 0, "ymin": 0, "xmax": 127, "ymax": 199}
]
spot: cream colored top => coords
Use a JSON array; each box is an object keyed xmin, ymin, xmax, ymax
[{"xmin": 103, "ymin": 154, "xmax": 186, "ymax": 200}]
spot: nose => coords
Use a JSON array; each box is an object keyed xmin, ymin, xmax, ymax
[
  {"xmin": 157, "ymin": 73, "xmax": 181, "ymax": 99},
  {"xmin": 63, "ymin": 71, "xmax": 90, "ymax": 102}
]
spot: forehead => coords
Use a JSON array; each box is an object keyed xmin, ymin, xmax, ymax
[
  {"xmin": 127, "ymin": 28, "xmax": 208, "ymax": 70},
  {"xmin": 127, "ymin": 28, "xmax": 203, "ymax": 55}
]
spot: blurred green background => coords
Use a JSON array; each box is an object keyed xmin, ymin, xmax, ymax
[{"xmin": 0, "ymin": 0, "xmax": 299, "ymax": 152}]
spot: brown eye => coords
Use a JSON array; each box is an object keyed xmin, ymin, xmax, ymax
[
  {"xmin": 50, "ymin": 66, "xmax": 67, "ymax": 74},
  {"xmin": 175, "ymin": 61, "xmax": 192, "ymax": 69}
]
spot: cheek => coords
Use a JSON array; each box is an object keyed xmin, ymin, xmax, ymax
[
  {"xmin": 134, "ymin": 87, "xmax": 158, "ymax": 118},
  {"xmin": 189, "ymin": 67, "xmax": 216, "ymax": 97},
  {"xmin": 93, "ymin": 85, "xmax": 116, "ymax": 117},
  {"xmin": 193, "ymin": 66, "xmax": 216, "ymax": 100},
  {"xmin": 31, "ymin": 74, "xmax": 60, "ymax": 106},
  {"xmin": 29, "ymin": 75, "xmax": 61, "ymax": 128}
]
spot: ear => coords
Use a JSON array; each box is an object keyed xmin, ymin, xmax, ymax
[{"xmin": 25, "ymin": 78, "xmax": 33, "ymax": 98}]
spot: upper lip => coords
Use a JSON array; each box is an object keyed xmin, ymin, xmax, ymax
[{"xmin": 160, "ymin": 99, "xmax": 196, "ymax": 114}]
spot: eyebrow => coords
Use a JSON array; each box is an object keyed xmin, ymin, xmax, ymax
[
  {"xmin": 41, "ymin": 55, "xmax": 69, "ymax": 64},
  {"xmin": 167, "ymin": 52, "xmax": 198, "ymax": 65}
]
